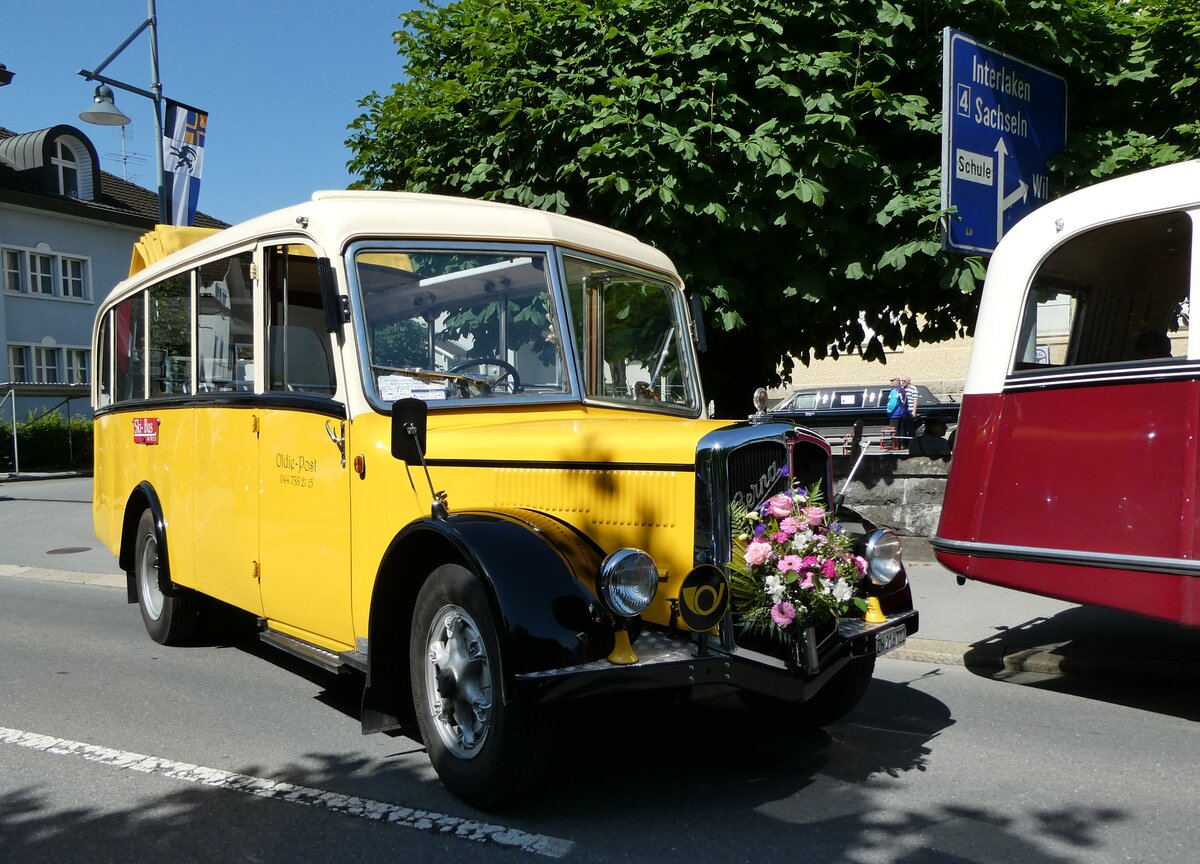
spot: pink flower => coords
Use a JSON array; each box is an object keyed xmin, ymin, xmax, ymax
[
  {"xmin": 772, "ymin": 531, "xmax": 790, "ymax": 544},
  {"xmin": 744, "ymin": 540, "xmax": 773, "ymax": 566},
  {"xmin": 799, "ymin": 574, "xmax": 814, "ymax": 590},
  {"xmin": 770, "ymin": 601, "xmax": 797, "ymax": 627},
  {"xmin": 777, "ymin": 554, "xmax": 804, "ymax": 573},
  {"xmin": 767, "ymin": 494, "xmax": 794, "ymax": 518},
  {"xmin": 779, "ymin": 516, "xmax": 801, "ymax": 536},
  {"xmin": 853, "ymin": 555, "xmax": 868, "ymax": 575},
  {"xmin": 800, "ymin": 555, "xmax": 820, "ymax": 570},
  {"xmin": 822, "ymin": 559, "xmax": 839, "ymax": 579},
  {"xmin": 803, "ymin": 505, "xmax": 826, "ymax": 526}
]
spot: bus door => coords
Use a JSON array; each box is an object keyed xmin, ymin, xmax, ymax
[
  {"xmin": 192, "ymin": 252, "xmax": 263, "ymax": 614},
  {"xmin": 255, "ymin": 244, "xmax": 354, "ymax": 648}
]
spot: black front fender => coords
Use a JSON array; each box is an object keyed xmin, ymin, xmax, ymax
[{"xmin": 362, "ymin": 507, "xmax": 615, "ymax": 734}]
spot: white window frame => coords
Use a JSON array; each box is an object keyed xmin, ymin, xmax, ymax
[
  {"xmin": 3, "ymin": 248, "xmax": 23, "ymax": 293},
  {"xmin": 30, "ymin": 252, "xmax": 54, "ymax": 295},
  {"xmin": 33, "ymin": 346, "xmax": 60, "ymax": 383},
  {"xmin": 66, "ymin": 348, "xmax": 90, "ymax": 384},
  {"xmin": 2, "ymin": 245, "xmax": 92, "ymax": 300},
  {"xmin": 61, "ymin": 257, "xmax": 87, "ymax": 299},
  {"xmin": 52, "ymin": 139, "xmax": 80, "ymax": 197},
  {"xmin": 8, "ymin": 345, "xmax": 30, "ymax": 381}
]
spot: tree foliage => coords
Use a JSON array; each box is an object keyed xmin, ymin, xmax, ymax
[{"xmin": 348, "ymin": 0, "xmax": 1200, "ymax": 415}]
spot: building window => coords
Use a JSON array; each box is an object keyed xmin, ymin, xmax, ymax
[
  {"xmin": 30, "ymin": 253, "xmax": 54, "ymax": 295},
  {"xmin": 67, "ymin": 349, "xmax": 90, "ymax": 384},
  {"xmin": 52, "ymin": 139, "xmax": 79, "ymax": 197},
  {"xmin": 62, "ymin": 257, "xmax": 87, "ymax": 298},
  {"xmin": 34, "ymin": 347, "xmax": 60, "ymax": 383},
  {"xmin": 2, "ymin": 249, "xmax": 21, "ymax": 292},
  {"xmin": 8, "ymin": 346, "xmax": 29, "ymax": 381}
]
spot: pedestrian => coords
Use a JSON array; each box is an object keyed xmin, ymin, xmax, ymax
[
  {"xmin": 901, "ymin": 376, "xmax": 919, "ymax": 442},
  {"xmin": 886, "ymin": 376, "xmax": 908, "ymax": 446}
]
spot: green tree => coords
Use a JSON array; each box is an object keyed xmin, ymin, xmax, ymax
[{"xmin": 348, "ymin": 0, "xmax": 1200, "ymax": 416}]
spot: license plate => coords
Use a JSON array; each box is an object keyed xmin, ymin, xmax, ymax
[{"xmin": 874, "ymin": 625, "xmax": 907, "ymax": 656}]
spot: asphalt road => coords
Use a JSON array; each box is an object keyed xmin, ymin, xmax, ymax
[{"xmin": 2, "ymin": 475, "xmax": 1199, "ymax": 862}]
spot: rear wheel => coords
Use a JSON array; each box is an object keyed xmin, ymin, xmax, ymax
[
  {"xmin": 409, "ymin": 564, "xmax": 552, "ymax": 810},
  {"xmin": 740, "ymin": 655, "xmax": 876, "ymax": 729},
  {"xmin": 134, "ymin": 510, "xmax": 199, "ymax": 645}
]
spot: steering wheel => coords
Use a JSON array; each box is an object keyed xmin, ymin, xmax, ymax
[{"xmin": 447, "ymin": 358, "xmax": 523, "ymax": 394}]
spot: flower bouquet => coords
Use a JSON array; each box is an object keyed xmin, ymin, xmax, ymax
[{"xmin": 727, "ymin": 482, "xmax": 869, "ymax": 643}]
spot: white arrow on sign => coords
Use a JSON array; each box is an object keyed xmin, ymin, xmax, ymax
[{"xmin": 994, "ymin": 138, "xmax": 1029, "ymax": 243}]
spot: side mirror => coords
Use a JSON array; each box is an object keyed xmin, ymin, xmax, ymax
[
  {"xmin": 391, "ymin": 398, "xmax": 428, "ymax": 463},
  {"xmin": 688, "ymin": 293, "xmax": 708, "ymax": 353}
]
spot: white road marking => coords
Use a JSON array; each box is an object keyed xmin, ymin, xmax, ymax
[{"xmin": 0, "ymin": 725, "xmax": 573, "ymax": 858}]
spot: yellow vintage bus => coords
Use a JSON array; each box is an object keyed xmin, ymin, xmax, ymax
[{"xmin": 92, "ymin": 191, "xmax": 917, "ymax": 809}]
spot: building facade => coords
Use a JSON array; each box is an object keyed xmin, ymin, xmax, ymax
[{"xmin": 0, "ymin": 123, "xmax": 223, "ymax": 421}]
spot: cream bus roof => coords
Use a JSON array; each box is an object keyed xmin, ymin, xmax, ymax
[
  {"xmin": 119, "ymin": 190, "xmax": 678, "ymax": 288},
  {"xmin": 964, "ymin": 159, "xmax": 1200, "ymax": 396}
]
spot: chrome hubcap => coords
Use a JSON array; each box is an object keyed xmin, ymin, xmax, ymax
[
  {"xmin": 138, "ymin": 531, "xmax": 164, "ymax": 620},
  {"xmin": 423, "ymin": 604, "xmax": 492, "ymax": 758}
]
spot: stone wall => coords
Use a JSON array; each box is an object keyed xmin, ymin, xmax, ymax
[{"xmin": 833, "ymin": 454, "xmax": 950, "ymax": 538}]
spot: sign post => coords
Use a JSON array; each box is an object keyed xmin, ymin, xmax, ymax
[{"xmin": 941, "ymin": 28, "xmax": 1067, "ymax": 254}]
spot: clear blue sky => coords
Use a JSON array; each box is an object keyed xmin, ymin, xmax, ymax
[{"xmin": 0, "ymin": 0, "xmax": 422, "ymax": 224}]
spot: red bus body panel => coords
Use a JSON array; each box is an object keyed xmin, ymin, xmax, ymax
[{"xmin": 937, "ymin": 390, "xmax": 1200, "ymax": 626}]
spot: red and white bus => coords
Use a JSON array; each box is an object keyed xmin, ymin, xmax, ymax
[{"xmin": 933, "ymin": 160, "xmax": 1200, "ymax": 627}]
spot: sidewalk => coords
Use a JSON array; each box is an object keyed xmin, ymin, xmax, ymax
[{"xmin": 896, "ymin": 553, "xmax": 1200, "ymax": 684}]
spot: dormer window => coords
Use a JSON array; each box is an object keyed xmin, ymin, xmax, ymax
[{"xmin": 52, "ymin": 139, "xmax": 80, "ymax": 197}]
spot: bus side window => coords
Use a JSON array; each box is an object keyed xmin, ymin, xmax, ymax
[
  {"xmin": 148, "ymin": 273, "xmax": 191, "ymax": 398},
  {"xmin": 265, "ymin": 245, "xmax": 336, "ymax": 396},
  {"xmin": 113, "ymin": 292, "xmax": 146, "ymax": 402},
  {"xmin": 1013, "ymin": 211, "xmax": 1191, "ymax": 372},
  {"xmin": 96, "ymin": 311, "xmax": 112, "ymax": 407},
  {"xmin": 197, "ymin": 253, "xmax": 254, "ymax": 393}
]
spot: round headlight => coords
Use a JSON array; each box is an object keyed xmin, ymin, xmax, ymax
[
  {"xmin": 862, "ymin": 529, "xmax": 903, "ymax": 586},
  {"xmin": 598, "ymin": 548, "xmax": 659, "ymax": 617}
]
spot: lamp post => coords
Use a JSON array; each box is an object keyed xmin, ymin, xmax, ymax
[
  {"xmin": 77, "ymin": 0, "xmax": 169, "ymax": 224},
  {"xmin": 0, "ymin": 64, "xmax": 13, "ymax": 87}
]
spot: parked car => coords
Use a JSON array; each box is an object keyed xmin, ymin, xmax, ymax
[{"xmin": 769, "ymin": 384, "xmax": 960, "ymax": 449}]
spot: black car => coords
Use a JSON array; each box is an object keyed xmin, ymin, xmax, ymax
[{"xmin": 769, "ymin": 384, "xmax": 959, "ymax": 450}]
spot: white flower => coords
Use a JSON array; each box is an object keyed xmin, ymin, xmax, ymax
[
  {"xmin": 832, "ymin": 578, "xmax": 853, "ymax": 602},
  {"xmin": 764, "ymin": 573, "xmax": 786, "ymax": 600},
  {"xmin": 790, "ymin": 529, "xmax": 815, "ymax": 551}
]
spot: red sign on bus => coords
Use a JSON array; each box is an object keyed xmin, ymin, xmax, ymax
[{"xmin": 132, "ymin": 417, "xmax": 160, "ymax": 445}]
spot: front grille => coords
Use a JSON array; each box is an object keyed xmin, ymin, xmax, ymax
[
  {"xmin": 694, "ymin": 425, "xmax": 832, "ymax": 570},
  {"xmin": 694, "ymin": 424, "xmax": 835, "ymax": 657},
  {"xmin": 727, "ymin": 441, "xmax": 790, "ymax": 511}
]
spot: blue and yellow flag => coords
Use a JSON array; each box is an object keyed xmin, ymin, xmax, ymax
[{"xmin": 162, "ymin": 99, "xmax": 208, "ymax": 225}]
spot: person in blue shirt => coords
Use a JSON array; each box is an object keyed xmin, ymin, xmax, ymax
[{"xmin": 886, "ymin": 376, "xmax": 908, "ymax": 443}]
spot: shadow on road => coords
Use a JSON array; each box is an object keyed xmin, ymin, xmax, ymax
[{"xmin": 962, "ymin": 606, "xmax": 1200, "ymax": 721}]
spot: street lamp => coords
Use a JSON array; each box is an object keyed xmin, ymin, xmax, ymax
[
  {"xmin": 0, "ymin": 64, "xmax": 13, "ymax": 87},
  {"xmin": 77, "ymin": 0, "xmax": 168, "ymax": 224}
]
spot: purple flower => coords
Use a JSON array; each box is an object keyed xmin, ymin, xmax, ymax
[
  {"xmin": 770, "ymin": 601, "xmax": 797, "ymax": 627},
  {"xmin": 754, "ymin": 522, "xmax": 767, "ymax": 536}
]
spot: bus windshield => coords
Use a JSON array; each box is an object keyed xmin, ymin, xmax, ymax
[{"xmin": 355, "ymin": 249, "xmax": 568, "ymax": 403}]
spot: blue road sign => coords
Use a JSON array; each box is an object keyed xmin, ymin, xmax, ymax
[{"xmin": 941, "ymin": 28, "xmax": 1067, "ymax": 254}]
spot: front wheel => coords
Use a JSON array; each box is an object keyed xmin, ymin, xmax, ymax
[
  {"xmin": 134, "ymin": 510, "xmax": 199, "ymax": 645},
  {"xmin": 409, "ymin": 564, "xmax": 552, "ymax": 810}
]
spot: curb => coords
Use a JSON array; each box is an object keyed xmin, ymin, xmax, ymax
[{"xmin": 888, "ymin": 637, "xmax": 1200, "ymax": 684}]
